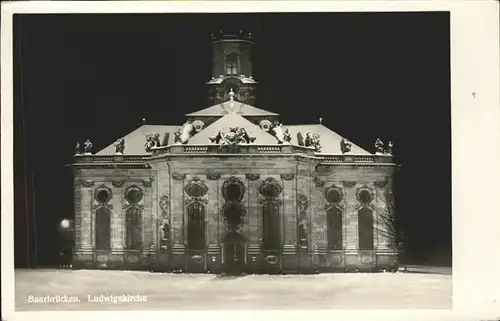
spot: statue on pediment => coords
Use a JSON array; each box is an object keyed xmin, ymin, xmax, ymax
[
  {"xmin": 340, "ymin": 138, "xmax": 352, "ymax": 154},
  {"xmin": 114, "ymin": 137, "xmax": 125, "ymax": 155},
  {"xmin": 283, "ymin": 127, "xmax": 292, "ymax": 143},
  {"xmin": 83, "ymin": 139, "xmax": 93, "ymax": 155},
  {"xmin": 145, "ymin": 133, "xmax": 160, "ymax": 153},
  {"xmin": 375, "ymin": 138, "xmax": 385, "ymax": 155},
  {"xmin": 210, "ymin": 127, "xmax": 256, "ymax": 151}
]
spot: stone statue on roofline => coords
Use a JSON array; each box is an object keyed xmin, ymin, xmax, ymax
[
  {"xmin": 83, "ymin": 139, "xmax": 93, "ymax": 155},
  {"xmin": 175, "ymin": 120, "xmax": 194, "ymax": 144},
  {"xmin": 340, "ymin": 138, "xmax": 352, "ymax": 154},
  {"xmin": 300, "ymin": 132, "xmax": 321, "ymax": 152},
  {"xmin": 114, "ymin": 137, "xmax": 125, "ymax": 155},
  {"xmin": 385, "ymin": 140, "xmax": 394, "ymax": 155},
  {"xmin": 75, "ymin": 142, "xmax": 81, "ymax": 156},
  {"xmin": 144, "ymin": 133, "xmax": 161, "ymax": 153},
  {"xmin": 375, "ymin": 138, "xmax": 385, "ymax": 155}
]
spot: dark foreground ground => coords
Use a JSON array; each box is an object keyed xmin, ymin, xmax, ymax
[{"xmin": 14, "ymin": 266, "xmax": 452, "ymax": 311}]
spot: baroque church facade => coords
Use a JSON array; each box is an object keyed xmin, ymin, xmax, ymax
[{"xmin": 71, "ymin": 30, "xmax": 399, "ymax": 273}]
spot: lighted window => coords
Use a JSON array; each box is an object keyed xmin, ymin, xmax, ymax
[{"xmin": 225, "ymin": 55, "xmax": 238, "ymax": 76}]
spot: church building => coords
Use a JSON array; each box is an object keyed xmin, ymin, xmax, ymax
[{"xmin": 71, "ymin": 30, "xmax": 399, "ymax": 273}]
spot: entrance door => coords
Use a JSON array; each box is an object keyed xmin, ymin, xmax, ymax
[{"xmin": 222, "ymin": 231, "xmax": 246, "ymax": 275}]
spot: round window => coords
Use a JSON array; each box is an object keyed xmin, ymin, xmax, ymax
[
  {"xmin": 96, "ymin": 190, "xmax": 110, "ymax": 203},
  {"xmin": 326, "ymin": 188, "xmax": 342, "ymax": 204},
  {"xmin": 126, "ymin": 187, "xmax": 143, "ymax": 204},
  {"xmin": 358, "ymin": 190, "xmax": 372, "ymax": 203}
]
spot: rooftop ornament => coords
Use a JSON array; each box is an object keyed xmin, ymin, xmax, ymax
[
  {"xmin": 114, "ymin": 137, "xmax": 125, "ymax": 155},
  {"xmin": 83, "ymin": 139, "xmax": 93, "ymax": 155},
  {"xmin": 375, "ymin": 138, "xmax": 385, "ymax": 155},
  {"xmin": 145, "ymin": 133, "xmax": 161, "ymax": 153},
  {"xmin": 174, "ymin": 120, "xmax": 194, "ymax": 144},
  {"xmin": 340, "ymin": 138, "xmax": 352, "ymax": 154},
  {"xmin": 75, "ymin": 142, "xmax": 81, "ymax": 156},
  {"xmin": 385, "ymin": 141, "xmax": 394, "ymax": 155},
  {"xmin": 297, "ymin": 132, "xmax": 321, "ymax": 152}
]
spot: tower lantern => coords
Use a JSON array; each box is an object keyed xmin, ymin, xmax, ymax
[{"xmin": 207, "ymin": 29, "xmax": 258, "ymax": 106}]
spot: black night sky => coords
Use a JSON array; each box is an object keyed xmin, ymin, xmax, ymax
[{"xmin": 13, "ymin": 12, "xmax": 451, "ymax": 268}]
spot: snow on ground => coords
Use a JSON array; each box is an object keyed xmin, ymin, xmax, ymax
[{"xmin": 15, "ymin": 268, "xmax": 452, "ymax": 311}]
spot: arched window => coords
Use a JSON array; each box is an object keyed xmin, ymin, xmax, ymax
[
  {"xmin": 95, "ymin": 207, "xmax": 111, "ymax": 250},
  {"xmin": 225, "ymin": 54, "xmax": 239, "ymax": 76},
  {"xmin": 126, "ymin": 207, "xmax": 142, "ymax": 250},
  {"xmin": 262, "ymin": 202, "xmax": 280, "ymax": 250},
  {"xmin": 327, "ymin": 207, "xmax": 343, "ymax": 250},
  {"xmin": 187, "ymin": 202, "xmax": 206, "ymax": 250},
  {"xmin": 358, "ymin": 207, "xmax": 374, "ymax": 250}
]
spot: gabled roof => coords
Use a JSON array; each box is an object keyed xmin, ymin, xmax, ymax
[
  {"xmin": 188, "ymin": 111, "xmax": 278, "ymax": 145},
  {"xmin": 286, "ymin": 124, "xmax": 371, "ymax": 155},
  {"xmin": 96, "ymin": 125, "xmax": 179, "ymax": 155},
  {"xmin": 186, "ymin": 101, "xmax": 279, "ymax": 117}
]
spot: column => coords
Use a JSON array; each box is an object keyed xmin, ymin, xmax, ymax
[
  {"xmin": 111, "ymin": 180, "xmax": 125, "ymax": 251},
  {"xmin": 342, "ymin": 180, "xmax": 358, "ymax": 251}
]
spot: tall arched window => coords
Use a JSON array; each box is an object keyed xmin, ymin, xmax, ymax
[
  {"xmin": 95, "ymin": 207, "xmax": 111, "ymax": 250},
  {"xmin": 262, "ymin": 202, "xmax": 280, "ymax": 250},
  {"xmin": 187, "ymin": 202, "xmax": 206, "ymax": 250},
  {"xmin": 126, "ymin": 207, "xmax": 142, "ymax": 250},
  {"xmin": 225, "ymin": 54, "xmax": 239, "ymax": 76},
  {"xmin": 358, "ymin": 207, "xmax": 374, "ymax": 250},
  {"xmin": 326, "ymin": 207, "xmax": 343, "ymax": 250},
  {"xmin": 260, "ymin": 178, "xmax": 282, "ymax": 251}
]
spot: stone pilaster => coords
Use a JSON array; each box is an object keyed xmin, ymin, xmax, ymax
[
  {"xmin": 374, "ymin": 180, "xmax": 390, "ymax": 251},
  {"xmin": 206, "ymin": 174, "xmax": 220, "ymax": 245},
  {"xmin": 312, "ymin": 177, "xmax": 327, "ymax": 249},
  {"xmin": 171, "ymin": 173, "xmax": 186, "ymax": 245},
  {"xmin": 281, "ymin": 174, "xmax": 296, "ymax": 245},
  {"xmin": 80, "ymin": 180, "xmax": 94, "ymax": 251},
  {"xmin": 111, "ymin": 180, "xmax": 125, "ymax": 251},
  {"xmin": 246, "ymin": 174, "xmax": 260, "ymax": 244},
  {"xmin": 342, "ymin": 181, "xmax": 358, "ymax": 251},
  {"xmin": 74, "ymin": 180, "xmax": 83, "ymax": 251},
  {"xmin": 142, "ymin": 178, "xmax": 154, "ymax": 253}
]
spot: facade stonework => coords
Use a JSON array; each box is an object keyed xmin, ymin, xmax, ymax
[{"xmin": 71, "ymin": 31, "xmax": 399, "ymax": 273}]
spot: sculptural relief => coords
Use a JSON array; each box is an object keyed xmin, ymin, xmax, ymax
[
  {"xmin": 300, "ymin": 132, "xmax": 321, "ymax": 152},
  {"xmin": 192, "ymin": 120, "xmax": 205, "ymax": 133},
  {"xmin": 209, "ymin": 126, "xmax": 256, "ymax": 152},
  {"xmin": 297, "ymin": 193, "xmax": 309, "ymax": 247},
  {"xmin": 259, "ymin": 119, "xmax": 272, "ymax": 132},
  {"xmin": 340, "ymin": 138, "xmax": 352, "ymax": 154}
]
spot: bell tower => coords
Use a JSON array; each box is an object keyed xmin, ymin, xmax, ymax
[{"xmin": 207, "ymin": 29, "xmax": 258, "ymax": 106}]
